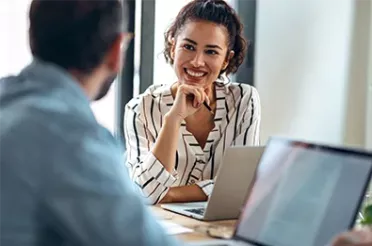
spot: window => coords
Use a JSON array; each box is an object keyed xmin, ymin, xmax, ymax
[
  {"xmin": 0, "ymin": 1, "xmax": 32, "ymax": 78},
  {"xmin": 153, "ymin": 0, "xmax": 191, "ymax": 85},
  {"xmin": 90, "ymin": 83, "xmax": 117, "ymax": 133}
]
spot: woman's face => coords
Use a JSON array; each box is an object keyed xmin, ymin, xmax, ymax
[{"xmin": 171, "ymin": 20, "xmax": 233, "ymax": 88}]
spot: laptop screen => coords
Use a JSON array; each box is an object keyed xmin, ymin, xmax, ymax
[{"xmin": 235, "ymin": 138, "xmax": 372, "ymax": 246}]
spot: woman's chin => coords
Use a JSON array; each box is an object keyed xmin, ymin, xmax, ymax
[
  {"xmin": 180, "ymin": 78, "xmax": 209, "ymax": 87},
  {"xmin": 184, "ymin": 81, "xmax": 202, "ymax": 86}
]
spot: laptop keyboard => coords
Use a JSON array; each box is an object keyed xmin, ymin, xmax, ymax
[{"xmin": 185, "ymin": 208, "xmax": 205, "ymax": 215}]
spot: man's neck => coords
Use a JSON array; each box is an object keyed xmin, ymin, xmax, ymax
[{"xmin": 68, "ymin": 69, "xmax": 104, "ymax": 101}]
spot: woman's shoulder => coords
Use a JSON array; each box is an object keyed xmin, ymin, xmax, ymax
[
  {"xmin": 216, "ymin": 81, "xmax": 259, "ymax": 99},
  {"xmin": 145, "ymin": 83, "xmax": 172, "ymax": 97},
  {"xmin": 125, "ymin": 84, "xmax": 171, "ymax": 113}
]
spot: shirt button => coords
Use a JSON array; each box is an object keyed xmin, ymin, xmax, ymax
[{"xmin": 190, "ymin": 180, "xmax": 195, "ymax": 184}]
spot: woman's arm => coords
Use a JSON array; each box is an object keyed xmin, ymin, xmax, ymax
[
  {"xmin": 152, "ymin": 84, "xmax": 208, "ymax": 172},
  {"xmin": 124, "ymin": 85, "xmax": 209, "ymax": 204},
  {"xmin": 124, "ymin": 102, "xmax": 178, "ymax": 204},
  {"xmin": 153, "ymin": 85, "xmax": 211, "ymax": 203},
  {"xmin": 151, "ymin": 114, "xmax": 182, "ymax": 173},
  {"xmin": 160, "ymin": 185, "xmax": 208, "ymax": 203}
]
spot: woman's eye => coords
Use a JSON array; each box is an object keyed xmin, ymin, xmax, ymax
[
  {"xmin": 206, "ymin": 50, "xmax": 218, "ymax": 55},
  {"xmin": 183, "ymin": 44, "xmax": 194, "ymax": 50}
]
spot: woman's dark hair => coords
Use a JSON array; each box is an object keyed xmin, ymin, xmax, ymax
[{"xmin": 163, "ymin": 0, "xmax": 247, "ymax": 76}]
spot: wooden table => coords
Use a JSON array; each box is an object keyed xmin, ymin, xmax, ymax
[{"xmin": 151, "ymin": 206, "xmax": 237, "ymax": 242}]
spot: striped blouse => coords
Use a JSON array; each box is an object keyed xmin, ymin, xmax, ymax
[{"xmin": 124, "ymin": 81, "xmax": 261, "ymax": 204}]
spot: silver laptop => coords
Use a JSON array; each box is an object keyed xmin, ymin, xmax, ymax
[
  {"xmin": 161, "ymin": 146, "xmax": 265, "ymax": 221},
  {"xmin": 189, "ymin": 137, "xmax": 372, "ymax": 246}
]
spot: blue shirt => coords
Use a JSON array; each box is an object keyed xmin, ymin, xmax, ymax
[{"xmin": 0, "ymin": 60, "xmax": 179, "ymax": 246}]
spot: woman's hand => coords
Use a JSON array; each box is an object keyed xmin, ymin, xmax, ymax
[
  {"xmin": 168, "ymin": 84, "xmax": 210, "ymax": 121},
  {"xmin": 331, "ymin": 229, "xmax": 372, "ymax": 246},
  {"xmin": 151, "ymin": 84, "xmax": 210, "ymax": 174}
]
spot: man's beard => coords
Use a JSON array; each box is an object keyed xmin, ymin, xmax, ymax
[{"xmin": 93, "ymin": 74, "xmax": 117, "ymax": 101}]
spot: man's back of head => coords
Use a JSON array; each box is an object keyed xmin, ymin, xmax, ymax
[
  {"xmin": 28, "ymin": 0, "xmax": 128, "ymax": 100},
  {"xmin": 29, "ymin": 0, "xmax": 125, "ymax": 72}
]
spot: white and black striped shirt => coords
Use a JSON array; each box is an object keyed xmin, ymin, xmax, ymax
[{"xmin": 124, "ymin": 82, "xmax": 261, "ymax": 204}]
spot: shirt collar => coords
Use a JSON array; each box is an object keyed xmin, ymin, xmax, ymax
[
  {"xmin": 19, "ymin": 58, "xmax": 96, "ymax": 120},
  {"xmin": 20, "ymin": 58, "xmax": 91, "ymax": 106}
]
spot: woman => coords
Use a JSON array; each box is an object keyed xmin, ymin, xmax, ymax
[{"xmin": 124, "ymin": 0, "xmax": 261, "ymax": 204}]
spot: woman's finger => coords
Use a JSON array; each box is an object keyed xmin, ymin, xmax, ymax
[
  {"xmin": 177, "ymin": 85, "xmax": 200, "ymax": 108},
  {"xmin": 197, "ymin": 87, "xmax": 206, "ymax": 105},
  {"xmin": 178, "ymin": 84, "xmax": 208, "ymax": 108},
  {"xmin": 192, "ymin": 88, "xmax": 202, "ymax": 108}
]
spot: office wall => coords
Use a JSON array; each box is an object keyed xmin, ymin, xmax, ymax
[
  {"xmin": 364, "ymin": 0, "xmax": 372, "ymax": 149},
  {"xmin": 255, "ymin": 0, "xmax": 371, "ymax": 148},
  {"xmin": 343, "ymin": 0, "xmax": 371, "ymax": 149},
  {"xmin": 0, "ymin": 1, "xmax": 31, "ymax": 77}
]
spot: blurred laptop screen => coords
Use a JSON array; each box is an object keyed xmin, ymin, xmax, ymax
[{"xmin": 235, "ymin": 138, "xmax": 372, "ymax": 246}]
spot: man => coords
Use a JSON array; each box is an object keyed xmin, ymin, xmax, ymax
[{"xmin": 0, "ymin": 0, "xmax": 178, "ymax": 245}]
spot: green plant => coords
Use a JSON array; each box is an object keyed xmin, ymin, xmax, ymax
[
  {"xmin": 360, "ymin": 204, "xmax": 372, "ymax": 225},
  {"xmin": 355, "ymin": 183, "xmax": 372, "ymax": 227}
]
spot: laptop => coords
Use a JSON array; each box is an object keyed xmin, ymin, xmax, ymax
[
  {"xmin": 189, "ymin": 137, "xmax": 372, "ymax": 246},
  {"xmin": 161, "ymin": 146, "xmax": 265, "ymax": 221}
]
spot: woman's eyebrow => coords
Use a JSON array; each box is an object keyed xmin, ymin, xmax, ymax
[{"xmin": 182, "ymin": 38, "xmax": 222, "ymax": 50}]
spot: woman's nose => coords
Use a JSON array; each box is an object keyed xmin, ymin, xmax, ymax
[{"xmin": 190, "ymin": 53, "xmax": 205, "ymax": 67}]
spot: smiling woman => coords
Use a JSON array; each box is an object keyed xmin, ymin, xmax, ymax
[
  {"xmin": 170, "ymin": 21, "xmax": 234, "ymax": 89},
  {"xmin": 123, "ymin": 0, "xmax": 261, "ymax": 205}
]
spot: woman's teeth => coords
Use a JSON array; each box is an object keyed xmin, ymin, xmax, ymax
[{"xmin": 186, "ymin": 69, "xmax": 205, "ymax": 77}]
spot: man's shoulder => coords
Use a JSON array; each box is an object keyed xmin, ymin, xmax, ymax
[
  {"xmin": 1, "ymin": 96, "xmax": 115, "ymax": 150},
  {"xmin": 1, "ymin": 70, "xmax": 119, "ymax": 151}
]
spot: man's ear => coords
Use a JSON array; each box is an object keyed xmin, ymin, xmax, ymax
[
  {"xmin": 222, "ymin": 50, "xmax": 235, "ymax": 70},
  {"xmin": 105, "ymin": 33, "xmax": 125, "ymax": 73}
]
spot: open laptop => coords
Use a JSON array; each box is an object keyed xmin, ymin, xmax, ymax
[
  {"xmin": 161, "ymin": 146, "xmax": 265, "ymax": 221},
  {"xmin": 189, "ymin": 137, "xmax": 372, "ymax": 246}
]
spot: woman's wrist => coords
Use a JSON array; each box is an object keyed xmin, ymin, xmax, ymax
[
  {"xmin": 164, "ymin": 111, "xmax": 184, "ymax": 126},
  {"xmin": 159, "ymin": 189, "xmax": 174, "ymax": 203}
]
